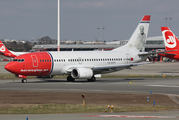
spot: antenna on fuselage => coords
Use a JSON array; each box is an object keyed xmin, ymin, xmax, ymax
[{"xmin": 57, "ymin": 0, "xmax": 60, "ymax": 51}]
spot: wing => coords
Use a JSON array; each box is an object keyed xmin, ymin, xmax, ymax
[
  {"xmin": 159, "ymin": 53, "xmax": 177, "ymax": 56},
  {"xmin": 67, "ymin": 62, "xmax": 152, "ymax": 74},
  {"xmin": 138, "ymin": 50, "xmax": 177, "ymax": 56},
  {"xmin": 93, "ymin": 62, "xmax": 151, "ymax": 71}
]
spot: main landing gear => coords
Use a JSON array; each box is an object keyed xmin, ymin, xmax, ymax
[
  {"xmin": 67, "ymin": 75, "xmax": 75, "ymax": 82},
  {"xmin": 66, "ymin": 75, "xmax": 96, "ymax": 82},
  {"xmin": 87, "ymin": 76, "xmax": 96, "ymax": 82},
  {"xmin": 21, "ymin": 78, "xmax": 27, "ymax": 83}
]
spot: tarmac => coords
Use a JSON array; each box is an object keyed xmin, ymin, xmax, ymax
[{"xmin": 1, "ymin": 61, "xmax": 179, "ymax": 120}]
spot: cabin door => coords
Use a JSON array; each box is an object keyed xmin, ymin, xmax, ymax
[{"xmin": 31, "ymin": 55, "xmax": 38, "ymax": 67}]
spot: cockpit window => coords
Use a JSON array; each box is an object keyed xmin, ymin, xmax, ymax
[{"xmin": 13, "ymin": 59, "xmax": 25, "ymax": 62}]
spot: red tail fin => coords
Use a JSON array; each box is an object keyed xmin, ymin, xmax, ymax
[
  {"xmin": 0, "ymin": 41, "xmax": 17, "ymax": 57},
  {"xmin": 161, "ymin": 27, "xmax": 179, "ymax": 54}
]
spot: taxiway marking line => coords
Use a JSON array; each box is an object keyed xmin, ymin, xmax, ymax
[
  {"xmin": 146, "ymin": 85, "xmax": 179, "ymax": 87},
  {"xmin": 84, "ymin": 115, "xmax": 177, "ymax": 118}
]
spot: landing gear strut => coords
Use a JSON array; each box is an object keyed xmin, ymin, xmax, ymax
[
  {"xmin": 87, "ymin": 76, "xmax": 96, "ymax": 82},
  {"xmin": 21, "ymin": 78, "xmax": 27, "ymax": 83},
  {"xmin": 67, "ymin": 75, "xmax": 75, "ymax": 82}
]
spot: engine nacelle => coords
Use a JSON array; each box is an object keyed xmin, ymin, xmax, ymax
[{"xmin": 71, "ymin": 68, "xmax": 93, "ymax": 79}]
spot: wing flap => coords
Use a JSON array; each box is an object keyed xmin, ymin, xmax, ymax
[{"xmin": 93, "ymin": 62, "xmax": 151, "ymax": 71}]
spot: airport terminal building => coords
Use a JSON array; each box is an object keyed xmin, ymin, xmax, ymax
[{"xmin": 31, "ymin": 36, "xmax": 168, "ymax": 52}]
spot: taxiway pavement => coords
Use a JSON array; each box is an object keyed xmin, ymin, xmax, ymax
[
  {"xmin": 1, "ymin": 62, "xmax": 179, "ymax": 119},
  {"xmin": 0, "ymin": 77, "xmax": 179, "ymax": 95},
  {"xmin": 1, "ymin": 111, "xmax": 179, "ymax": 120}
]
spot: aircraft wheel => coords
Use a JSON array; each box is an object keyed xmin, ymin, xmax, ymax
[
  {"xmin": 67, "ymin": 75, "xmax": 75, "ymax": 82},
  {"xmin": 21, "ymin": 78, "xmax": 27, "ymax": 83},
  {"xmin": 87, "ymin": 76, "xmax": 96, "ymax": 82}
]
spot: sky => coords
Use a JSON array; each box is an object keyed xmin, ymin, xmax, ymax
[{"xmin": 0, "ymin": 0, "xmax": 179, "ymax": 41}]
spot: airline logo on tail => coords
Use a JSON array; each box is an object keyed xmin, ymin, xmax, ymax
[
  {"xmin": 0, "ymin": 43, "xmax": 6, "ymax": 52},
  {"xmin": 163, "ymin": 30, "xmax": 176, "ymax": 48}
]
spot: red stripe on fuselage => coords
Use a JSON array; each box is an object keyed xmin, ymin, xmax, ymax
[{"xmin": 5, "ymin": 52, "xmax": 52, "ymax": 76}]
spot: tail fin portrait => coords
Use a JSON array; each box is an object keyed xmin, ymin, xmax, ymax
[
  {"xmin": 161, "ymin": 27, "xmax": 179, "ymax": 52},
  {"xmin": 113, "ymin": 15, "xmax": 150, "ymax": 51}
]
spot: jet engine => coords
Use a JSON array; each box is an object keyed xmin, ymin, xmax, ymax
[{"xmin": 71, "ymin": 68, "xmax": 93, "ymax": 79}]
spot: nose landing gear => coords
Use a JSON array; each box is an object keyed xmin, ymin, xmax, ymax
[{"xmin": 21, "ymin": 78, "xmax": 27, "ymax": 83}]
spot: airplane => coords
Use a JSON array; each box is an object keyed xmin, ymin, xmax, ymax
[
  {"xmin": 5, "ymin": 15, "xmax": 156, "ymax": 83},
  {"xmin": 159, "ymin": 27, "xmax": 179, "ymax": 60},
  {"xmin": 0, "ymin": 41, "xmax": 28, "ymax": 58}
]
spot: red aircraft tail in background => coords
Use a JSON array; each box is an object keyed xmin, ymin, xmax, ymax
[
  {"xmin": 0, "ymin": 41, "xmax": 28, "ymax": 58},
  {"xmin": 0, "ymin": 41, "xmax": 17, "ymax": 58},
  {"xmin": 159, "ymin": 27, "xmax": 179, "ymax": 60}
]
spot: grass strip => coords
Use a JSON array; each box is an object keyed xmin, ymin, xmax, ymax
[
  {"xmin": 0, "ymin": 104, "xmax": 178, "ymax": 114},
  {"xmin": 102, "ymin": 75, "xmax": 179, "ymax": 78},
  {"xmin": 0, "ymin": 74, "xmax": 179, "ymax": 80}
]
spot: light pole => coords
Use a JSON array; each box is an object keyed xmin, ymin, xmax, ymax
[
  {"xmin": 57, "ymin": 0, "xmax": 60, "ymax": 51},
  {"xmin": 97, "ymin": 24, "xmax": 100, "ymax": 41},
  {"xmin": 102, "ymin": 24, "xmax": 105, "ymax": 41},
  {"xmin": 169, "ymin": 13, "xmax": 172, "ymax": 28},
  {"xmin": 165, "ymin": 14, "xmax": 168, "ymax": 27}
]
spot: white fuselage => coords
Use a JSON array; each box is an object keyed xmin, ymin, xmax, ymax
[{"xmin": 49, "ymin": 50, "xmax": 146, "ymax": 75}]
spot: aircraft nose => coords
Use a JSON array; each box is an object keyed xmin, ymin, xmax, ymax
[{"xmin": 5, "ymin": 62, "xmax": 17, "ymax": 74}]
